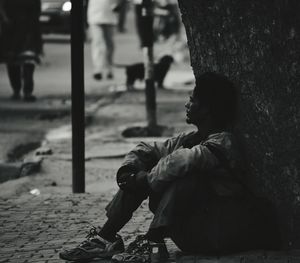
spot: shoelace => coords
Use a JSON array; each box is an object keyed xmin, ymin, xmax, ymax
[
  {"xmin": 126, "ymin": 235, "xmax": 151, "ymax": 255},
  {"xmin": 77, "ymin": 226, "xmax": 102, "ymax": 248},
  {"xmin": 85, "ymin": 226, "xmax": 101, "ymax": 239}
]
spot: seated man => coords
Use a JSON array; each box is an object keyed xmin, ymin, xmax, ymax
[{"xmin": 59, "ymin": 72, "xmax": 280, "ymax": 262}]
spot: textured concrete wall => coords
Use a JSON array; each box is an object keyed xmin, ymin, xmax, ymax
[{"xmin": 177, "ymin": 0, "xmax": 300, "ymax": 248}]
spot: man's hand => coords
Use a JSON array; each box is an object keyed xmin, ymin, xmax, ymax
[
  {"xmin": 117, "ymin": 171, "xmax": 149, "ymax": 193},
  {"xmin": 117, "ymin": 172, "xmax": 136, "ymax": 191}
]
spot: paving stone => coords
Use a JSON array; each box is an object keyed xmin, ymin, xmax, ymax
[
  {"xmin": 176, "ymin": 255, "xmax": 196, "ymax": 263},
  {"xmin": 194, "ymin": 257, "xmax": 219, "ymax": 263},
  {"xmin": 216, "ymin": 256, "xmax": 242, "ymax": 263},
  {"xmin": 264, "ymin": 260, "xmax": 288, "ymax": 263},
  {"xmin": 242, "ymin": 255, "xmax": 265, "ymax": 263},
  {"xmin": 288, "ymin": 249, "xmax": 300, "ymax": 256},
  {"xmin": 4, "ymin": 259, "xmax": 27, "ymax": 263},
  {"xmin": 1, "ymin": 192, "xmax": 300, "ymax": 263}
]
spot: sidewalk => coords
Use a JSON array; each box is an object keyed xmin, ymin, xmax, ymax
[
  {"xmin": 1, "ymin": 194, "xmax": 299, "ymax": 263},
  {"xmin": 2, "ymin": 193, "xmax": 298, "ymax": 263},
  {"xmin": 0, "ymin": 193, "xmax": 155, "ymax": 263},
  {"xmin": 1, "ymin": 87, "xmax": 300, "ymax": 263}
]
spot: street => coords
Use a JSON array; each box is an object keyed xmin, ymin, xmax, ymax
[
  {"xmin": 0, "ymin": 9, "xmax": 196, "ymax": 261},
  {"xmin": 0, "ymin": 4, "xmax": 298, "ymax": 262},
  {"xmin": 0, "ymin": 6, "xmax": 193, "ymax": 196}
]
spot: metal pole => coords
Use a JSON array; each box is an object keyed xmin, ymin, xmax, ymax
[
  {"xmin": 140, "ymin": 0, "xmax": 157, "ymax": 128},
  {"xmin": 71, "ymin": 0, "xmax": 85, "ymax": 193},
  {"xmin": 143, "ymin": 47, "xmax": 156, "ymax": 127}
]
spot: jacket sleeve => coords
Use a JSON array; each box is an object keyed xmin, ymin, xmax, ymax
[
  {"xmin": 116, "ymin": 134, "xmax": 185, "ymax": 180},
  {"xmin": 147, "ymin": 144, "xmax": 220, "ymax": 192}
]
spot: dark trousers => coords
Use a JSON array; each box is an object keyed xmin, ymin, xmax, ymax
[
  {"xmin": 117, "ymin": 0, "xmax": 128, "ymax": 32},
  {"xmin": 134, "ymin": 5, "xmax": 143, "ymax": 47},
  {"xmin": 105, "ymin": 176, "xmax": 281, "ymax": 254},
  {"xmin": 105, "ymin": 176, "xmax": 215, "ymax": 252},
  {"xmin": 6, "ymin": 63, "xmax": 35, "ymax": 95}
]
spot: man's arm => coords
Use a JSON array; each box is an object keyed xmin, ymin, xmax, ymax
[
  {"xmin": 118, "ymin": 133, "xmax": 186, "ymax": 174},
  {"xmin": 147, "ymin": 132, "xmax": 238, "ymax": 192},
  {"xmin": 147, "ymin": 144, "xmax": 220, "ymax": 192},
  {"xmin": 116, "ymin": 133, "xmax": 187, "ymax": 187}
]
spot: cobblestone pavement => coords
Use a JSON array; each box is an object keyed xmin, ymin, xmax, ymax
[
  {"xmin": 1, "ymin": 90, "xmax": 300, "ymax": 262},
  {"xmin": 0, "ymin": 192, "xmax": 160, "ymax": 263},
  {"xmin": 1, "ymin": 192, "xmax": 300, "ymax": 263},
  {"xmin": 1, "ymin": 70, "xmax": 299, "ymax": 263}
]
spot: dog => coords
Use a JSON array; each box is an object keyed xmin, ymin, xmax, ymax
[{"xmin": 124, "ymin": 55, "xmax": 174, "ymax": 90}]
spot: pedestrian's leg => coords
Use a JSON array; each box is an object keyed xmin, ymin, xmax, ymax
[
  {"xmin": 100, "ymin": 189, "xmax": 148, "ymax": 241},
  {"xmin": 23, "ymin": 63, "xmax": 36, "ymax": 101},
  {"xmin": 90, "ymin": 24, "xmax": 104, "ymax": 79},
  {"xmin": 102, "ymin": 24, "xmax": 115, "ymax": 78},
  {"xmin": 6, "ymin": 63, "xmax": 21, "ymax": 99},
  {"xmin": 134, "ymin": 5, "xmax": 143, "ymax": 47},
  {"xmin": 118, "ymin": 0, "xmax": 127, "ymax": 33}
]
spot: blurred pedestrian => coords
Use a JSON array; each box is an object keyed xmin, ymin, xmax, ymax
[
  {"xmin": 133, "ymin": 0, "xmax": 181, "ymax": 47},
  {"xmin": 153, "ymin": 0, "xmax": 181, "ymax": 41},
  {"xmin": 59, "ymin": 72, "xmax": 281, "ymax": 262},
  {"xmin": 117, "ymin": 0, "xmax": 128, "ymax": 33},
  {"xmin": 87, "ymin": 0, "xmax": 120, "ymax": 80},
  {"xmin": 0, "ymin": 0, "xmax": 42, "ymax": 102},
  {"xmin": 132, "ymin": 0, "xmax": 143, "ymax": 46},
  {"xmin": 0, "ymin": 1, "xmax": 8, "ymax": 63}
]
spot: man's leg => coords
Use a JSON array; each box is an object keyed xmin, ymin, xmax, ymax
[
  {"xmin": 102, "ymin": 189, "xmax": 148, "ymax": 241},
  {"xmin": 152, "ymin": 177, "xmax": 278, "ymax": 254},
  {"xmin": 90, "ymin": 24, "xmax": 105, "ymax": 78},
  {"xmin": 59, "ymin": 190, "xmax": 148, "ymax": 261},
  {"xmin": 23, "ymin": 63, "xmax": 36, "ymax": 101},
  {"xmin": 118, "ymin": 0, "xmax": 128, "ymax": 33},
  {"xmin": 101, "ymin": 24, "xmax": 115, "ymax": 78},
  {"xmin": 110, "ymin": 181, "xmax": 198, "ymax": 263},
  {"xmin": 147, "ymin": 176, "xmax": 209, "ymax": 242},
  {"xmin": 6, "ymin": 63, "xmax": 22, "ymax": 98},
  {"xmin": 134, "ymin": 4, "xmax": 143, "ymax": 47}
]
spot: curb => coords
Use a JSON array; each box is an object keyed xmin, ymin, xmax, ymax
[
  {"xmin": 0, "ymin": 157, "xmax": 42, "ymax": 184},
  {"xmin": 0, "ymin": 98, "xmax": 71, "ymax": 119}
]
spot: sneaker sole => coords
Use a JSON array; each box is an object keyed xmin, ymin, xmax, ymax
[{"xmin": 59, "ymin": 249, "xmax": 125, "ymax": 262}]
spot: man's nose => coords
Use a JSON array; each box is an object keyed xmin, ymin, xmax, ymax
[{"xmin": 185, "ymin": 101, "xmax": 190, "ymax": 108}]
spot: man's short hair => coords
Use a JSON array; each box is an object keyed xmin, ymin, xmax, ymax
[{"xmin": 194, "ymin": 72, "xmax": 238, "ymax": 128}]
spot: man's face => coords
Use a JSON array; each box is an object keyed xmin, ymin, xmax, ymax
[{"xmin": 185, "ymin": 93, "xmax": 209, "ymax": 125}]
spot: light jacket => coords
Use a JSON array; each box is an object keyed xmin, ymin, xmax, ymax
[
  {"xmin": 87, "ymin": 0, "xmax": 119, "ymax": 25},
  {"xmin": 117, "ymin": 131, "xmax": 245, "ymax": 195}
]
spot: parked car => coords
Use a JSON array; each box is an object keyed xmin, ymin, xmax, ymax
[{"xmin": 40, "ymin": 0, "xmax": 72, "ymax": 34}]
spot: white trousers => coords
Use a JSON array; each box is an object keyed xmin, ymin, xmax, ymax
[{"xmin": 89, "ymin": 24, "xmax": 115, "ymax": 74}]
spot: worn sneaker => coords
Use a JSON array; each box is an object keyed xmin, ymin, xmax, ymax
[
  {"xmin": 23, "ymin": 94, "xmax": 36, "ymax": 102},
  {"xmin": 59, "ymin": 226, "xmax": 125, "ymax": 262},
  {"xmin": 111, "ymin": 235, "xmax": 169, "ymax": 263},
  {"xmin": 10, "ymin": 93, "xmax": 21, "ymax": 101}
]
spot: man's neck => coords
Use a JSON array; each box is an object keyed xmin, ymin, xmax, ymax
[{"xmin": 196, "ymin": 121, "xmax": 221, "ymax": 139}]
